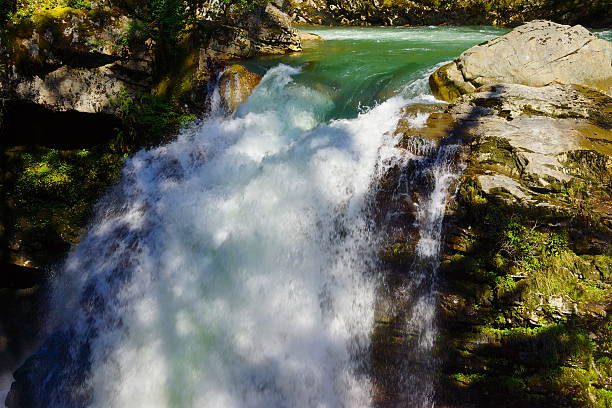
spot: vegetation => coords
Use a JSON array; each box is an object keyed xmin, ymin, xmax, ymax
[
  {"xmin": 436, "ymin": 174, "xmax": 611, "ymax": 407},
  {"xmin": 0, "ymin": 145, "xmax": 125, "ymax": 265},
  {"xmin": 110, "ymin": 88, "xmax": 195, "ymax": 152}
]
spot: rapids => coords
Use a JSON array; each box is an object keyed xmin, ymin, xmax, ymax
[{"xmin": 5, "ymin": 26, "xmax": 507, "ymax": 408}]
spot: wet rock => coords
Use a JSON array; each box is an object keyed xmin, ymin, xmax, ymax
[
  {"xmin": 429, "ymin": 62, "xmax": 476, "ymax": 103},
  {"xmin": 298, "ymin": 31, "xmax": 323, "ymax": 41},
  {"xmin": 217, "ymin": 64, "xmax": 262, "ymax": 112},
  {"xmin": 430, "ymin": 20, "xmax": 612, "ymax": 102}
]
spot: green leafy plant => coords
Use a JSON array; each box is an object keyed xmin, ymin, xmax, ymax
[{"xmin": 111, "ymin": 87, "xmax": 195, "ymax": 152}]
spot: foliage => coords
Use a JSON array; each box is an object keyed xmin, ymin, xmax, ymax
[
  {"xmin": 439, "ymin": 174, "xmax": 611, "ymax": 407},
  {"xmin": 111, "ymin": 87, "xmax": 195, "ymax": 152},
  {"xmin": 64, "ymin": 0, "xmax": 90, "ymax": 9},
  {"xmin": 14, "ymin": 148, "xmax": 123, "ymax": 204},
  {"xmin": 220, "ymin": 0, "xmax": 262, "ymax": 11},
  {"xmin": 5, "ymin": 145, "xmax": 125, "ymax": 246},
  {"xmin": 8, "ymin": 0, "xmax": 89, "ymax": 20}
]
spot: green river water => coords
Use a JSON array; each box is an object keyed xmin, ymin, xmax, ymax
[{"xmin": 242, "ymin": 26, "xmax": 507, "ymax": 119}]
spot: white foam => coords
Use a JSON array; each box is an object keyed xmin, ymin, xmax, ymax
[{"xmin": 49, "ymin": 64, "xmax": 410, "ymax": 408}]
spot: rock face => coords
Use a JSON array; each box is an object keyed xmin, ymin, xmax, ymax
[
  {"xmin": 372, "ymin": 80, "xmax": 611, "ymax": 406},
  {"xmin": 286, "ymin": 0, "xmax": 611, "ymax": 27},
  {"xmin": 430, "ymin": 20, "xmax": 612, "ymax": 102},
  {"xmin": 217, "ymin": 64, "xmax": 262, "ymax": 112},
  {"xmin": 0, "ymin": 4, "xmax": 301, "ymax": 117},
  {"xmin": 204, "ymin": 3, "xmax": 301, "ymax": 60},
  {"xmin": 436, "ymin": 84, "xmax": 611, "ymax": 407},
  {"xmin": 1, "ymin": 7, "xmax": 155, "ymax": 114}
]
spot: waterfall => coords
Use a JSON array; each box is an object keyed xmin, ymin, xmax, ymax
[
  {"xmin": 9, "ymin": 64, "xmax": 433, "ymax": 408},
  {"xmin": 402, "ymin": 141, "xmax": 463, "ymax": 407},
  {"xmin": 370, "ymin": 116, "xmax": 463, "ymax": 407}
]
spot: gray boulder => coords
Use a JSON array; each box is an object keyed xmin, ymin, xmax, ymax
[{"xmin": 430, "ymin": 20, "xmax": 612, "ymax": 102}]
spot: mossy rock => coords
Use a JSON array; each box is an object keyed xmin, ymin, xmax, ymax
[{"xmin": 428, "ymin": 62, "xmax": 476, "ymax": 103}]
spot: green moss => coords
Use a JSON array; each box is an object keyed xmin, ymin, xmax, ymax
[
  {"xmin": 439, "ymin": 168, "xmax": 611, "ymax": 407},
  {"xmin": 5, "ymin": 146, "xmax": 125, "ymax": 250}
]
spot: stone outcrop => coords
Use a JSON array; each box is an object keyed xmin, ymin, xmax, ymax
[
  {"xmin": 298, "ymin": 31, "xmax": 324, "ymax": 41},
  {"xmin": 0, "ymin": 4, "xmax": 301, "ymax": 117},
  {"xmin": 381, "ymin": 82, "xmax": 611, "ymax": 407},
  {"xmin": 204, "ymin": 3, "xmax": 301, "ymax": 60},
  {"xmin": 357, "ymin": 20, "xmax": 612, "ymax": 407},
  {"xmin": 1, "ymin": 7, "xmax": 155, "ymax": 114},
  {"xmin": 434, "ymin": 83, "xmax": 612, "ymax": 407},
  {"xmin": 430, "ymin": 20, "xmax": 612, "ymax": 102},
  {"xmin": 383, "ymin": 19, "xmax": 612, "ymax": 402}
]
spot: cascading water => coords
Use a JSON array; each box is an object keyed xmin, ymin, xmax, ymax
[
  {"xmin": 398, "ymin": 140, "xmax": 464, "ymax": 407},
  {"xmin": 5, "ymin": 26, "xmax": 505, "ymax": 408}
]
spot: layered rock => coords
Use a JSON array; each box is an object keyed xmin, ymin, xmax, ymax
[
  {"xmin": 430, "ymin": 20, "xmax": 612, "ymax": 102},
  {"xmin": 381, "ymin": 81, "xmax": 611, "ymax": 407},
  {"xmin": 1, "ymin": 7, "xmax": 155, "ymax": 114}
]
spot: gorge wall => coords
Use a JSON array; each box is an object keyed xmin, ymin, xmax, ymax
[{"xmin": 285, "ymin": 0, "xmax": 611, "ymax": 28}]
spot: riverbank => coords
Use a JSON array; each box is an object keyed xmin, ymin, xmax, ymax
[{"xmin": 285, "ymin": 0, "xmax": 610, "ymax": 28}]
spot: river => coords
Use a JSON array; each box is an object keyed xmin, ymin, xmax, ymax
[{"xmin": 5, "ymin": 26, "xmax": 508, "ymax": 408}]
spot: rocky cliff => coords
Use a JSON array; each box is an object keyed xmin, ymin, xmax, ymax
[
  {"xmin": 436, "ymin": 84, "xmax": 611, "ymax": 407},
  {"xmin": 285, "ymin": 0, "xmax": 611, "ymax": 28},
  {"xmin": 429, "ymin": 20, "xmax": 612, "ymax": 102}
]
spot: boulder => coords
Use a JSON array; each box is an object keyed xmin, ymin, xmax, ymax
[
  {"xmin": 1, "ymin": 7, "xmax": 155, "ymax": 114},
  {"xmin": 298, "ymin": 31, "xmax": 324, "ymax": 41},
  {"xmin": 430, "ymin": 20, "xmax": 612, "ymax": 102},
  {"xmin": 217, "ymin": 64, "xmax": 262, "ymax": 112},
  {"xmin": 205, "ymin": 3, "xmax": 301, "ymax": 60}
]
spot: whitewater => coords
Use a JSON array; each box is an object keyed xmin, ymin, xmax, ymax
[{"xmin": 5, "ymin": 26, "xmax": 508, "ymax": 408}]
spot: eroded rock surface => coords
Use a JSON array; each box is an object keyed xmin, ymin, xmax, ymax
[
  {"xmin": 430, "ymin": 21, "xmax": 612, "ymax": 102},
  {"xmin": 1, "ymin": 7, "xmax": 155, "ymax": 114},
  {"xmin": 437, "ymin": 84, "xmax": 610, "ymax": 407}
]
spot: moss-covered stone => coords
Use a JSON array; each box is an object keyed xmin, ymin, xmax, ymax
[
  {"xmin": 431, "ymin": 84, "xmax": 612, "ymax": 407},
  {"xmin": 428, "ymin": 62, "xmax": 475, "ymax": 103}
]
